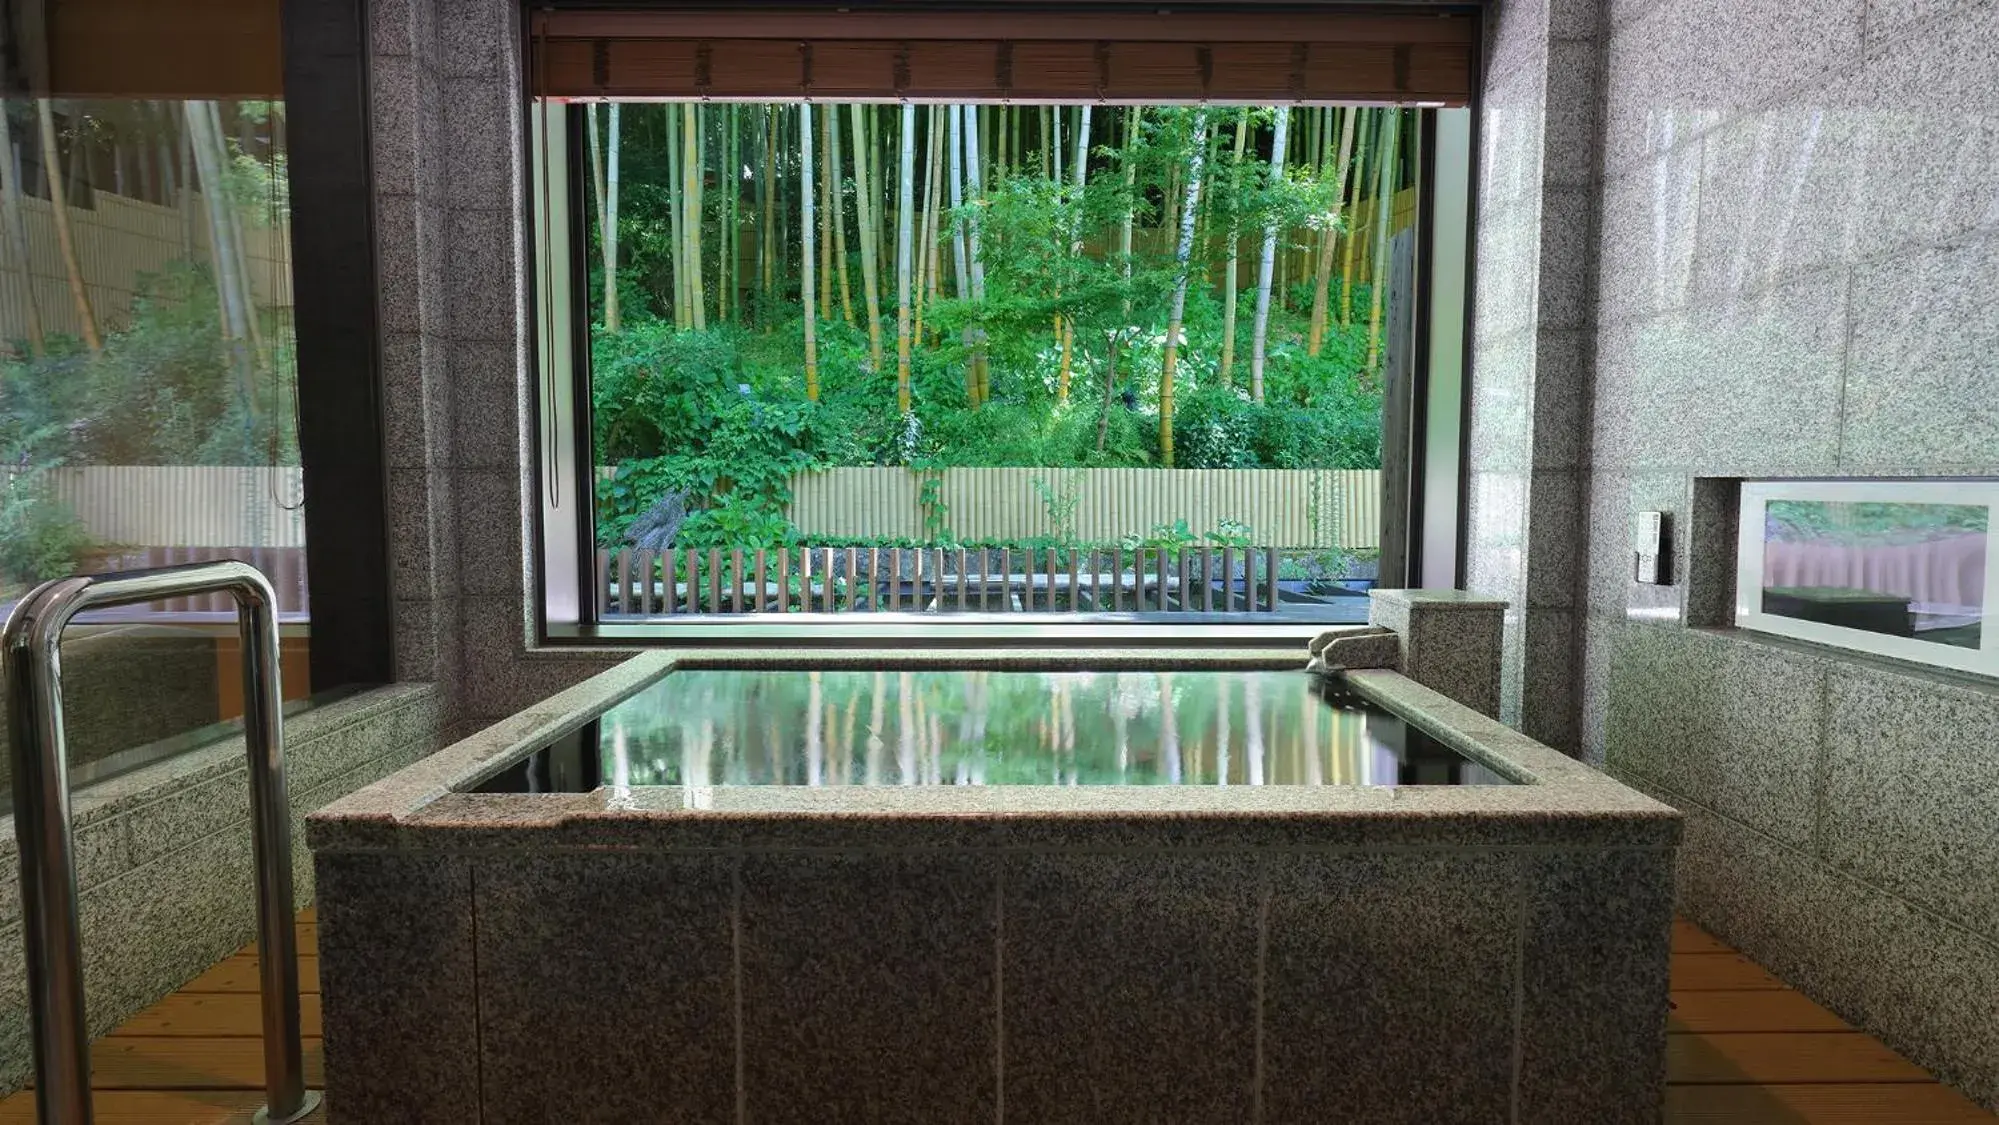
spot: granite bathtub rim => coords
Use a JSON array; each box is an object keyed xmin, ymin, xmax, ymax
[{"xmin": 307, "ymin": 653, "xmax": 1680, "ymax": 852}]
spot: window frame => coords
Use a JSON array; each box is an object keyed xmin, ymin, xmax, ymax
[{"xmin": 527, "ymin": 12, "xmax": 1482, "ymax": 649}]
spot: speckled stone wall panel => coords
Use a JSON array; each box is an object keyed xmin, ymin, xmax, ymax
[
  {"xmin": 739, "ymin": 853, "xmax": 996, "ymax": 1124},
  {"xmin": 1603, "ymin": 625, "xmax": 1827, "ymax": 847},
  {"xmin": 1844, "ymin": 234, "xmax": 1999, "ymax": 472},
  {"xmin": 1598, "ymin": 0, "xmax": 1863, "ymax": 177},
  {"xmin": 1000, "ymin": 852, "xmax": 1260, "ymax": 1123},
  {"xmin": 1821, "ymin": 664, "xmax": 1999, "ymax": 943},
  {"xmin": 316, "ymin": 852, "xmax": 478, "ymax": 1125},
  {"xmin": 1519, "ymin": 607, "xmax": 1580, "ymax": 751},
  {"xmin": 472, "ymin": 852, "xmax": 736, "ymax": 1125},
  {"xmin": 1525, "ymin": 470, "xmax": 1585, "ymax": 613},
  {"xmin": 1516, "ymin": 848, "xmax": 1674, "ymax": 1123},
  {"xmin": 1589, "ymin": 270, "xmax": 1850, "ymax": 476},
  {"xmin": 1262, "ymin": 851, "xmax": 1521, "ymax": 1124},
  {"xmin": 366, "ymin": 0, "xmax": 623, "ymax": 723},
  {"xmin": 0, "ymin": 629, "xmax": 219, "ymax": 792}
]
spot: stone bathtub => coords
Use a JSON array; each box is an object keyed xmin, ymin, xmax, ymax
[{"xmin": 308, "ymin": 649, "xmax": 1678, "ymax": 1125}]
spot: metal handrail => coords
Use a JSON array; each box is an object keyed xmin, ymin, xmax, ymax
[{"xmin": 3, "ymin": 561, "xmax": 319, "ymax": 1125}]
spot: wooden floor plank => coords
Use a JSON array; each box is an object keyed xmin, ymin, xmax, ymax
[
  {"xmin": 1674, "ymin": 920, "xmax": 1733, "ymax": 955},
  {"xmin": 247, "ymin": 925, "xmax": 318, "ymax": 957},
  {"xmin": 110, "ymin": 994, "xmax": 322, "ymax": 1039},
  {"xmin": 1667, "ymin": 1083, "xmax": 1996, "ymax": 1123},
  {"xmin": 0, "ymin": 1090, "xmax": 289, "ymax": 1124},
  {"xmin": 1670, "ymin": 1032, "xmax": 1934, "ymax": 1086},
  {"xmin": 88, "ymin": 1038, "xmax": 324, "ymax": 1090},
  {"xmin": 1670, "ymin": 990, "xmax": 1852, "ymax": 1035},
  {"xmin": 295, "ymin": 906, "xmax": 315, "ymax": 924},
  {"xmin": 1672, "ymin": 952, "xmax": 1789, "ymax": 991},
  {"xmin": 180, "ymin": 956, "xmax": 319, "ymax": 996}
]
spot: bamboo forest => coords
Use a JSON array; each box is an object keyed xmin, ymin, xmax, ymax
[{"xmin": 588, "ymin": 102, "xmax": 1415, "ymax": 564}]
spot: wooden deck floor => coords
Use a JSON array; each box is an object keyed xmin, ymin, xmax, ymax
[{"xmin": 0, "ymin": 913, "xmax": 1990, "ymax": 1121}]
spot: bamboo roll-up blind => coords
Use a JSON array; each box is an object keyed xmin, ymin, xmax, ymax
[
  {"xmin": 531, "ymin": 9, "xmax": 1477, "ymax": 105},
  {"xmin": 41, "ymin": 0, "xmax": 284, "ymax": 97}
]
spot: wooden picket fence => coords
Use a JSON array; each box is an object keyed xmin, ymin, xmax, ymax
[{"xmin": 596, "ymin": 544, "xmax": 1341, "ymax": 617}]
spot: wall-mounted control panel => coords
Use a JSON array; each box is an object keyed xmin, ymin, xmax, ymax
[{"xmin": 1633, "ymin": 511, "xmax": 1671, "ymax": 585}]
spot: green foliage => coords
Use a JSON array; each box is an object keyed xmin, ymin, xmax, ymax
[
  {"xmin": 1766, "ymin": 500, "xmax": 1988, "ymax": 545},
  {"xmin": 0, "ymin": 429, "xmax": 93, "ymax": 592},
  {"xmin": 2, "ymin": 262, "xmax": 297, "ymax": 467}
]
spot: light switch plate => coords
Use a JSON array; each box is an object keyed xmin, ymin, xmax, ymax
[{"xmin": 1633, "ymin": 511, "xmax": 1671, "ymax": 585}]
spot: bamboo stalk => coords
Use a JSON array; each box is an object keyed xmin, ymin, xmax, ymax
[
  {"xmin": 800, "ymin": 103, "xmax": 819, "ymax": 401},
  {"xmin": 829, "ymin": 109, "xmax": 855, "ymax": 326},
  {"xmin": 850, "ymin": 104, "xmax": 884, "ymax": 371}
]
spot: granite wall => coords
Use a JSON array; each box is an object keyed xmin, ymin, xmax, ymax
[
  {"xmin": 0, "ymin": 627, "xmax": 220, "ymax": 796},
  {"xmin": 1473, "ymin": 0, "xmax": 1999, "ymax": 1107},
  {"xmin": 0, "ymin": 684, "xmax": 446, "ymax": 1096},
  {"xmin": 369, "ymin": 0, "xmax": 623, "ymax": 729}
]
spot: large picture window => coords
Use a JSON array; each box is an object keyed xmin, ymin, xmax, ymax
[{"xmin": 530, "ymin": 10, "xmax": 1475, "ymax": 638}]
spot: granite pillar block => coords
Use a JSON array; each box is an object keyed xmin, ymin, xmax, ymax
[
  {"xmin": 317, "ymin": 852, "xmax": 478, "ymax": 1125},
  {"xmin": 1517, "ymin": 848, "xmax": 1675, "ymax": 1124},
  {"xmin": 1263, "ymin": 852, "xmax": 1521, "ymax": 1124},
  {"xmin": 1000, "ymin": 852, "xmax": 1260, "ymax": 1123},
  {"xmin": 1369, "ymin": 590, "xmax": 1509, "ymax": 717},
  {"xmin": 740, "ymin": 853, "xmax": 997, "ymax": 1125},
  {"xmin": 471, "ymin": 852, "xmax": 736, "ymax": 1125}
]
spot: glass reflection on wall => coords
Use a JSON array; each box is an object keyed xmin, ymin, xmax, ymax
[
  {"xmin": 0, "ymin": 97, "xmax": 309, "ymax": 801},
  {"xmin": 1761, "ymin": 499, "xmax": 1986, "ymax": 649},
  {"xmin": 532, "ymin": 669, "xmax": 1510, "ymax": 788}
]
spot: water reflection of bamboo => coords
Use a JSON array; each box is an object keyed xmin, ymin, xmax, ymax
[
  {"xmin": 866, "ymin": 671, "xmax": 887, "ymax": 784},
  {"xmin": 1245, "ymin": 674, "xmax": 1264, "ymax": 785},
  {"xmin": 839, "ymin": 691, "xmax": 859, "ymax": 784},
  {"xmin": 806, "ymin": 671, "xmax": 824, "ymax": 785},
  {"xmin": 1215, "ymin": 674, "xmax": 1231, "ymax": 785},
  {"xmin": 897, "ymin": 671, "xmax": 917, "ymax": 784},
  {"xmin": 1303, "ymin": 688, "xmax": 1322, "ymax": 785},
  {"xmin": 1161, "ymin": 672, "xmax": 1181, "ymax": 783}
]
